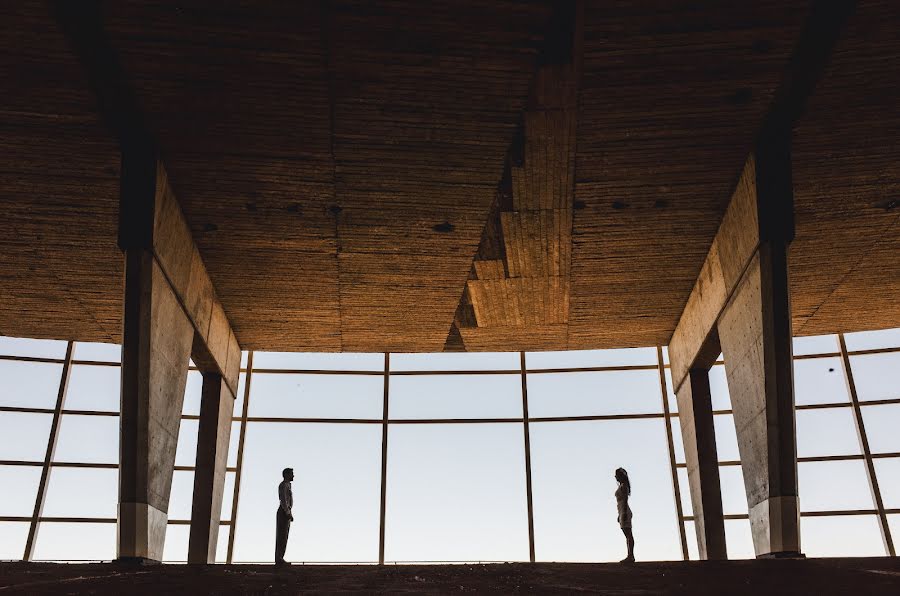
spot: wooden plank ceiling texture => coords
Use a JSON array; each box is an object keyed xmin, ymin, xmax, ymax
[{"xmin": 0, "ymin": 0, "xmax": 898, "ymax": 352}]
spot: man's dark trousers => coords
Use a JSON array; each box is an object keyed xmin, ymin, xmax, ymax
[{"xmin": 275, "ymin": 508, "xmax": 291, "ymax": 563}]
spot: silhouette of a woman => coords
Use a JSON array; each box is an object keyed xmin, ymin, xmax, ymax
[{"xmin": 615, "ymin": 467, "xmax": 634, "ymax": 562}]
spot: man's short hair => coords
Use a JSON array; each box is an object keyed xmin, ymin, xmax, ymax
[{"xmin": 282, "ymin": 467, "xmax": 293, "ymax": 480}]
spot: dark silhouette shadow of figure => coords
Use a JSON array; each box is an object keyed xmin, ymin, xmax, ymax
[
  {"xmin": 615, "ymin": 467, "xmax": 634, "ymax": 563},
  {"xmin": 275, "ymin": 467, "xmax": 294, "ymax": 565}
]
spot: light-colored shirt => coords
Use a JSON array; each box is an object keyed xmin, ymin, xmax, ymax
[{"xmin": 279, "ymin": 480, "xmax": 293, "ymax": 516}]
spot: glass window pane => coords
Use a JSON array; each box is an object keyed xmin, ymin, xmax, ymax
[
  {"xmin": 0, "ymin": 336, "xmax": 67, "ymax": 359},
  {"xmin": 0, "ymin": 465, "xmax": 42, "ymax": 516},
  {"xmin": 221, "ymin": 471, "xmax": 236, "ymax": 521},
  {"xmin": 54, "ymin": 414, "xmax": 119, "ymax": 464},
  {"xmin": 168, "ymin": 470, "xmax": 195, "ymax": 521},
  {"xmin": 708, "ymin": 365, "xmax": 731, "ymax": 411},
  {"xmin": 163, "ymin": 524, "xmax": 189, "ymax": 562},
  {"xmin": 181, "ymin": 371, "xmax": 204, "ymax": 416},
  {"xmin": 874, "ymin": 457, "xmax": 900, "ymax": 508},
  {"xmin": 714, "ymin": 415, "xmax": 740, "ymax": 462},
  {"xmin": 527, "ymin": 370, "xmax": 662, "ymax": 418},
  {"xmin": 794, "ymin": 358, "xmax": 849, "ymax": 405},
  {"xmin": 671, "ymin": 417, "xmax": 685, "ymax": 464},
  {"xmin": 392, "ymin": 352, "xmax": 519, "ymax": 372},
  {"xmin": 169, "ymin": 470, "xmax": 235, "ymax": 522},
  {"xmin": 526, "ymin": 347, "xmax": 658, "ymax": 370},
  {"xmin": 792, "ymin": 334, "xmax": 839, "ymax": 356},
  {"xmin": 391, "ymin": 375, "xmax": 521, "ymax": 420},
  {"xmin": 227, "ymin": 421, "xmax": 240, "ymax": 468},
  {"xmin": 850, "ymin": 353, "xmax": 900, "ymax": 402},
  {"xmin": 175, "ymin": 419, "xmax": 199, "ymax": 467},
  {"xmin": 678, "ymin": 466, "xmax": 748, "ymax": 517},
  {"xmin": 720, "ymin": 465, "xmax": 748, "ymax": 515},
  {"xmin": 65, "ymin": 365, "xmax": 120, "ymax": 412},
  {"xmin": 889, "ymin": 515, "xmax": 900, "ymax": 551},
  {"xmin": 684, "ymin": 520, "xmax": 700, "ymax": 560},
  {"xmin": 798, "ymin": 460, "xmax": 873, "ymax": 512},
  {"xmin": 0, "ymin": 361, "xmax": 62, "ymax": 409},
  {"xmin": 725, "ymin": 518, "xmax": 754, "ymax": 559},
  {"xmin": 796, "ymin": 407, "xmax": 861, "ymax": 457},
  {"xmin": 234, "ymin": 373, "xmax": 247, "ymax": 417},
  {"xmin": 844, "ymin": 327, "xmax": 900, "ymax": 352},
  {"xmin": 233, "ymin": 422, "xmax": 381, "ymax": 563},
  {"xmin": 860, "ymin": 404, "xmax": 900, "ymax": 454},
  {"xmin": 0, "ymin": 412, "xmax": 52, "ymax": 461},
  {"xmin": 252, "ymin": 351, "xmax": 383, "ymax": 371},
  {"xmin": 0, "ymin": 522, "xmax": 29, "ymax": 559},
  {"xmin": 43, "ymin": 467, "xmax": 118, "ymax": 518},
  {"xmin": 240, "ymin": 351, "xmax": 248, "ymax": 369},
  {"xmin": 677, "ymin": 467, "xmax": 692, "ymax": 516},
  {"xmin": 73, "ymin": 342, "xmax": 121, "ymax": 363},
  {"xmin": 249, "ymin": 374, "xmax": 383, "ymax": 419},
  {"xmin": 530, "ymin": 419, "xmax": 681, "ymax": 562},
  {"xmin": 387, "ymin": 423, "xmax": 528, "ymax": 563},
  {"xmin": 664, "ymin": 369, "xmax": 677, "ymax": 413},
  {"xmin": 216, "ymin": 526, "xmax": 230, "ymax": 563},
  {"xmin": 33, "ymin": 522, "xmax": 116, "ymax": 561},
  {"xmin": 801, "ymin": 515, "xmax": 886, "ymax": 557}
]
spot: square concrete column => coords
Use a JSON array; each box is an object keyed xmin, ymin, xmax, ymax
[
  {"xmin": 118, "ymin": 249, "xmax": 194, "ymax": 562},
  {"xmin": 188, "ymin": 373, "xmax": 236, "ymax": 564},
  {"xmin": 718, "ymin": 240, "xmax": 800, "ymax": 557},
  {"xmin": 676, "ymin": 369, "xmax": 727, "ymax": 560}
]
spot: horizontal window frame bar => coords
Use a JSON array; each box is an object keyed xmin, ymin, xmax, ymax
[
  {"xmin": 675, "ymin": 453, "xmax": 900, "ymax": 468},
  {"xmin": 682, "ymin": 509, "xmax": 893, "ymax": 522},
  {"xmin": 2, "ymin": 344, "xmax": 897, "ymax": 369}
]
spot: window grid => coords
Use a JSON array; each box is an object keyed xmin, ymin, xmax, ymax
[{"xmin": 2, "ymin": 338, "xmax": 899, "ymax": 562}]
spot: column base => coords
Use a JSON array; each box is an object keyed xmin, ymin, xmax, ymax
[
  {"xmin": 757, "ymin": 551, "xmax": 806, "ymax": 559},
  {"xmin": 115, "ymin": 556, "xmax": 162, "ymax": 565},
  {"xmin": 749, "ymin": 496, "xmax": 801, "ymax": 556},
  {"xmin": 118, "ymin": 502, "xmax": 168, "ymax": 561}
]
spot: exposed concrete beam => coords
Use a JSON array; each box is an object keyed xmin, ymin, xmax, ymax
[
  {"xmin": 118, "ymin": 246, "xmax": 194, "ymax": 561},
  {"xmin": 676, "ymin": 370, "xmax": 726, "ymax": 560},
  {"xmin": 52, "ymin": 4, "xmax": 242, "ymax": 561},
  {"xmin": 671, "ymin": 132, "xmax": 800, "ymax": 561},
  {"xmin": 188, "ymin": 373, "xmax": 235, "ymax": 564},
  {"xmin": 119, "ymin": 149, "xmax": 241, "ymax": 393},
  {"xmin": 117, "ymin": 148, "xmax": 241, "ymax": 562},
  {"xmin": 668, "ymin": 1, "xmax": 854, "ymax": 559},
  {"xmin": 668, "ymin": 0, "xmax": 854, "ymax": 391}
]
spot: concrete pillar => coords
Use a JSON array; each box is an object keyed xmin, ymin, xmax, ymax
[
  {"xmin": 188, "ymin": 373, "xmax": 235, "ymax": 564},
  {"xmin": 118, "ymin": 249, "xmax": 194, "ymax": 561},
  {"xmin": 676, "ymin": 369, "xmax": 727, "ymax": 560},
  {"xmin": 718, "ymin": 239, "xmax": 799, "ymax": 557}
]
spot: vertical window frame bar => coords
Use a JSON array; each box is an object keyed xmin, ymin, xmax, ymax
[
  {"xmin": 226, "ymin": 351, "xmax": 254, "ymax": 564},
  {"xmin": 658, "ymin": 346, "xmax": 689, "ymax": 560},
  {"xmin": 378, "ymin": 352, "xmax": 390, "ymax": 564},
  {"xmin": 22, "ymin": 340, "xmax": 74, "ymax": 561},
  {"xmin": 840, "ymin": 333, "xmax": 895, "ymax": 556},
  {"xmin": 520, "ymin": 351, "xmax": 536, "ymax": 562}
]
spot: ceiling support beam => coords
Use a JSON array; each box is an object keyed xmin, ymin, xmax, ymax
[
  {"xmin": 676, "ymin": 369, "xmax": 727, "ymax": 560},
  {"xmin": 53, "ymin": 2, "xmax": 242, "ymax": 562},
  {"xmin": 667, "ymin": 1, "xmax": 854, "ymax": 559},
  {"xmin": 188, "ymin": 373, "xmax": 235, "ymax": 564},
  {"xmin": 118, "ymin": 148, "xmax": 241, "ymax": 563}
]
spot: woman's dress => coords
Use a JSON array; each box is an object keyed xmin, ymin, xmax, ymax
[{"xmin": 616, "ymin": 484, "xmax": 632, "ymax": 530}]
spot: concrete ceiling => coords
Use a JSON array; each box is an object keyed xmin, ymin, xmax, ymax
[{"xmin": 0, "ymin": 0, "xmax": 898, "ymax": 352}]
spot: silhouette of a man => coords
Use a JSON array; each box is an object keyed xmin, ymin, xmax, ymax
[{"xmin": 275, "ymin": 467, "xmax": 294, "ymax": 565}]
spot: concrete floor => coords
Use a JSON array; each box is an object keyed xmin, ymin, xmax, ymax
[{"xmin": 0, "ymin": 559, "xmax": 898, "ymax": 595}]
